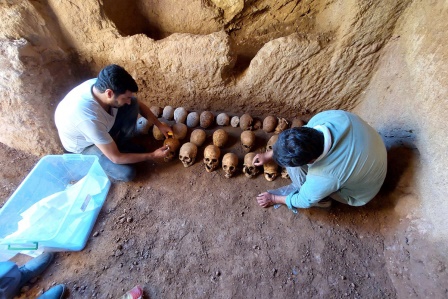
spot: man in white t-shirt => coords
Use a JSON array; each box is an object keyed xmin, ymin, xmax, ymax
[{"xmin": 55, "ymin": 64, "xmax": 172, "ymax": 181}]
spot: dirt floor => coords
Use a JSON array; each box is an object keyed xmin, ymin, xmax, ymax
[{"xmin": 0, "ymin": 124, "xmax": 444, "ymax": 299}]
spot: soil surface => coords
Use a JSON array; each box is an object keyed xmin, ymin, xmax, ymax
[{"xmin": 0, "ymin": 124, "xmax": 434, "ymax": 299}]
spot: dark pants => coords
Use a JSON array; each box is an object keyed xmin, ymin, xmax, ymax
[{"xmin": 82, "ymin": 98, "xmax": 144, "ymax": 182}]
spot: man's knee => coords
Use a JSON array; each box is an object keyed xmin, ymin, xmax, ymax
[
  {"xmin": 117, "ymin": 166, "xmax": 136, "ymax": 182},
  {"xmin": 106, "ymin": 165, "xmax": 136, "ymax": 182}
]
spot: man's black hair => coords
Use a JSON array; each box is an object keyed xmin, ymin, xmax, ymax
[
  {"xmin": 94, "ymin": 64, "xmax": 138, "ymax": 95},
  {"xmin": 272, "ymin": 127, "xmax": 324, "ymax": 167}
]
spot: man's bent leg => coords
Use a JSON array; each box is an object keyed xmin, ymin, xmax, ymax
[
  {"xmin": 109, "ymin": 97, "xmax": 139, "ymax": 142},
  {"xmin": 109, "ymin": 98, "xmax": 147, "ymax": 153},
  {"xmin": 82, "ymin": 145, "xmax": 136, "ymax": 182},
  {"xmin": 267, "ymin": 166, "xmax": 308, "ymax": 197},
  {"xmin": 329, "ymin": 191, "xmax": 349, "ymax": 205},
  {"xmin": 287, "ymin": 165, "xmax": 308, "ymax": 189}
]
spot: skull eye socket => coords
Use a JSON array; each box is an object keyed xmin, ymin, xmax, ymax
[
  {"xmin": 212, "ymin": 159, "xmax": 217, "ymax": 163},
  {"xmin": 205, "ymin": 158, "xmax": 210, "ymax": 162},
  {"xmin": 223, "ymin": 165, "xmax": 228, "ymax": 170},
  {"xmin": 229, "ymin": 166, "xmax": 235, "ymax": 171},
  {"xmin": 243, "ymin": 145, "xmax": 250, "ymax": 149},
  {"xmin": 249, "ymin": 166, "xmax": 254, "ymax": 171}
]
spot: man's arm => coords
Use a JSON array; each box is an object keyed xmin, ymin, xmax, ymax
[
  {"xmin": 138, "ymin": 99, "xmax": 172, "ymax": 138},
  {"xmin": 256, "ymin": 192, "xmax": 286, "ymax": 208},
  {"xmin": 253, "ymin": 150, "xmax": 274, "ymax": 166},
  {"xmin": 97, "ymin": 141, "xmax": 169, "ymax": 164}
]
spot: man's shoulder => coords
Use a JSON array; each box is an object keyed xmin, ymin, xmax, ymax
[
  {"xmin": 308, "ymin": 110, "xmax": 351, "ymax": 126},
  {"xmin": 62, "ymin": 78, "xmax": 96, "ymax": 102}
]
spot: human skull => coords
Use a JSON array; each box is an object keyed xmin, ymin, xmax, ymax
[
  {"xmin": 153, "ymin": 122, "xmax": 168, "ymax": 140},
  {"xmin": 275, "ymin": 118, "xmax": 289, "ymax": 134},
  {"xmin": 203, "ymin": 145, "xmax": 221, "ymax": 172},
  {"xmin": 243, "ymin": 152, "xmax": 260, "ymax": 178},
  {"xmin": 281, "ymin": 167, "xmax": 290, "ymax": 179},
  {"xmin": 174, "ymin": 107, "xmax": 188, "ymax": 124},
  {"xmin": 239, "ymin": 113, "xmax": 253, "ymax": 131},
  {"xmin": 179, "ymin": 142, "xmax": 198, "ymax": 167},
  {"xmin": 163, "ymin": 138, "xmax": 181, "ymax": 162},
  {"xmin": 216, "ymin": 113, "xmax": 230, "ymax": 126},
  {"xmin": 186, "ymin": 111, "xmax": 200, "ymax": 128},
  {"xmin": 190, "ymin": 129, "xmax": 207, "ymax": 147},
  {"xmin": 291, "ymin": 117, "xmax": 304, "ymax": 128},
  {"xmin": 263, "ymin": 161, "xmax": 279, "ymax": 181},
  {"xmin": 136, "ymin": 116, "xmax": 153, "ymax": 135},
  {"xmin": 230, "ymin": 116, "xmax": 240, "ymax": 128},
  {"xmin": 266, "ymin": 135, "xmax": 279, "ymax": 152},
  {"xmin": 150, "ymin": 106, "xmax": 162, "ymax": 118},
  {"xmin": 162, "ymin": 106, "xmax": 174, "ymax": 120},
  {"xmin": 213, "ymin": 129, "xmax": 228, "ymax": 148},
  {"xmin": 263, "ymin": 115, "xmax": 278, "ymax": 133},
  {"xmin": 200, "ymin": 111, "xmax": 214, "ymax": 129},
  {"xmin": 222, "ymin": 153, "xmax": 238, "ymax": 178},
  {"xmin": 172, "ymin": 123, "xmax": 188, "ymax": 140},
  {"xmin": 241, "ymin": 131, "xmax": 256, "ymax": 152},
  {"xmin": 253, "ymin": 119, "xmax": 262, "ymax": 130}
]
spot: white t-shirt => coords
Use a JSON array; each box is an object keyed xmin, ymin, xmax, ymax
[{"xmin": 55, "ymin": 79, "xmax": 118, "ymax": 153}]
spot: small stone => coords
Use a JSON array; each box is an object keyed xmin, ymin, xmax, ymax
[{"xmin": 93, "ymin": 231, "xmax": 99, "ymax": 237}]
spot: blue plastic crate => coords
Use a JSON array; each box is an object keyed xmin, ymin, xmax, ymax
[{"xmin": 0, "ymin": 155, "xmax": 110, "ymax": 252}]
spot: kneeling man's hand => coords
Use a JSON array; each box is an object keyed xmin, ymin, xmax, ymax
[{"xmin": 256, "ymin": 192, "xmax": 275, "ymax": 208}]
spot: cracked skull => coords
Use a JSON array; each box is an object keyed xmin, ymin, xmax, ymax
[
  {"xmin": 239, "ymin": 113, "xmax": 253, "ymax": 131},
  {"xmin": 275, "ymin": 118, "xmax": 289, "ymax": 134},
  {"xmin": 203, "ymin": 145, "xmax": 221, "ymax": 172},
  {"xmin": 179, "ymin": 142, "xmax": 198, "ymax": 168},
  {"xmin": 281, "ymin": 167, "xmax": 290, "ymax": 179},
  {"xmin": 241, "ymin": 131, "xmax": 256, "ymax": 152},
  {"xmin": 163, "ymin": 138, "xmax": 180, "ymax": 162},
  {"xmin": 266, "ymin": 135, "xmax": 279, "ymax": 152},
  {"xmin": 222, "ymin": 153, "xmax": 238, "ymax": 178},
  {"xmin": 243, "ymin": 152, "xmax": 260, "ymax": 178},
  {"xmin": 263, "ymin": 160, "xmax": 279, "ymax": 181}
]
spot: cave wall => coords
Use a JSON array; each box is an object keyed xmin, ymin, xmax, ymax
[
  {"xmin": 1, "ymin": 0, "xmax": 410, "ymax": 153},
  {"xmin": 353, "ymin": 0, "xmax": 448, "ymax": 276}
]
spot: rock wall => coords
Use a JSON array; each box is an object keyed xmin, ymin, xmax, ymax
[
  {"xmin": 353, "ymin": 1, "xmax": 448, "ymax": 294},
  {"xmin": 0, "ymin": 1, "xmax": 73, "ymax": 155},
  {"xmin": 2, "ymin": 0, "xmax": 411, "ymax": 154}
]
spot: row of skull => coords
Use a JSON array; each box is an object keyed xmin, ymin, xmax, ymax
[
  {"xmin": 159, "ymin": 126, "xmax": 272, "ymax": 160},
  {"xmin": 141, "ymin": 105, "xmax": 305, "ymax": 133},
  {"xmin": 201, "ymin": 146, "xmax": 289, "ymax": 181},
  {"xmin": 167, "ymin": 132, "xmax": 289, "ymax": 181},
  {"xmin": 162, "ymin": 128, "xmax": 278, "ymax": 163}
]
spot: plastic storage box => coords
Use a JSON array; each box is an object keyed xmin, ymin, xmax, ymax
[{"xmin": 0, "ymin": 155, "xmax": 110, "ymax": 253}]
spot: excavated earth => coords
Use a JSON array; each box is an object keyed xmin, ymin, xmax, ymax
[{"xmin": 2, "ymin": 121, "xmax": 445, "ymax": 299}]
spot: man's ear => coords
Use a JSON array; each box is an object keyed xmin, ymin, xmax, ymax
[{"xmin": 105, "ymin": 89, "xmax": 114, "ymax": 99}]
